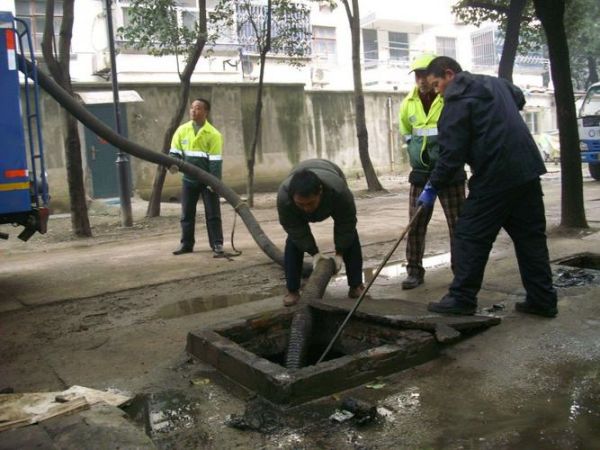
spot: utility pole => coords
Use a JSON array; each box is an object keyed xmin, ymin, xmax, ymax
[{"xmin": 105, "ymin": 0, "xmax": 133, "ymax": 227}]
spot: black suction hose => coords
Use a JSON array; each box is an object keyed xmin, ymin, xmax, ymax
[
  {"xmin": 285, "ymin": 258, "xmax": 336, "ymax": 369},
  {"xmin": 21, "ymin": 58, "xmax": 311, "ymax": 274}
]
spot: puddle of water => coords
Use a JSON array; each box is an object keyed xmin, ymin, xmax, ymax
[
  {"xmin": 333, "ymin": 252, "xmax": 451, "ymax": 284},
  {"xmin": 155, "ymin": 287, "xmax": 282, "ymax": 319},
  {"xmin": 380, "ymin": 362, "xmax": 600, "ymax": 449}
]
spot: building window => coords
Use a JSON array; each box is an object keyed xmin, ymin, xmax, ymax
[
  {"xmin": 362, "ymin": 29, "xmax": 378, "ymax": 67},
  {"xmin": 318, "ymin": 2, "xmax": 333, "ymax": 13},
  {"xmin": 236, "ymin": 3, "xmax": 310, "ymax": 55},
  {"xmin": 388, "ymin": 31, "xmax": 408, "ymax": 61},
  {"xmin": 15, "ymin": 0, "xmax": 63, "ymax": 54},
  {"xmin": 312, "ymin": 26, "xmax": 336, "ymax": 64},
  {"xmin": 524, "ymin": 111, "xmax": 539, "ymax": 134},
  {"xmin": 436, "ymin": 36, "xmax": 456, "ymax": 59},
  {"xmin": 182, "ymin": 10, "xmax": 198, "ymax": 31},
  {"xmin": 471, "ymin": 28, "xmax": 496, "ymax": 66}
]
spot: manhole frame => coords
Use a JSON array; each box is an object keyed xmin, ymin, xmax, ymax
[
  {"xmin": 552, "ymin": 252, "xmax": 600, "ymax": 270},
  {"xmin": 186, "ymin": 303, "xmax": 499, "ymax": 406}
]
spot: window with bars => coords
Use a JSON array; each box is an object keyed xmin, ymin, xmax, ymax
[
  {"xmin": 524, "ymin": 111, "xmax": 539, "ymax": 134},
  {"xmin": 471, "ymin": 28, "xmax": 497, "ymax": 66},
  {"xmin": 236, "ymin": 3, "xmax": 311, "ymax": 55},
  {"xmin": 362, "ymin": 29, "xmax": 378, "ymax": 66},
  {"xmin": 15, "ymin": 0, "xmax": 63, "ymax": 54},
  {"xmin": 388, "ymin": 31, "xmax": 408, "ymax": 61},
  {"xmin": 436, "ymin": 36, "xmax": 456, "ymax": 59},
  {"xmin": 312, "ymin": 26, "xmax": 336, "ymax": 64}
]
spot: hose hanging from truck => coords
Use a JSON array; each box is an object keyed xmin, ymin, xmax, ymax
[{"xmin": 19, "ymin": 57, "xmax": 311, "ymax": 274}]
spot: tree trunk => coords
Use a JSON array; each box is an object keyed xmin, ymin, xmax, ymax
[
  {"xmin": 587, "ymin": 54, "xmax": 599, "ymax": 87},
  {"xmin": 498, "ymin": 0, "xmax": 527, "ymax": 81},
  {"xmin": 146, "ymin": 74, "xmax": 196, "ymax": 217},
  {"xmin": 43, "ymin": 0, "xmax": 91, "ymax": 236},
  {"xmin": 146, "ymin": 0, "xmax": 208, "ymax": 217},
  {"xmin": 246, "ymin": 52, "xmax": 267, "ymax": 207},
  {"xmin": 533, "ymin": 0, "xmax": 587, "ymax": 228},
  {"xmin": 246, "ymin": 0, "xmax": 272, "ymax": 208},
  {"xmin": 63, "ymin": 113, "xmax": 91, "ymax": 235},
  {"xmin": 343, "ymin": 0, "xmax": 383, "ymax": 191}
]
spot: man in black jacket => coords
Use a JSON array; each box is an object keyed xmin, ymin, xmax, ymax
[
  {"xmin": 277, "ymin": 159, "xmax": 365, "ymax": 306},
  {"xmin": 418, "ymin": 56, "xmax": 558, "ymax": 317}
]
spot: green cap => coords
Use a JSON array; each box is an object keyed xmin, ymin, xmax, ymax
[{"xmin": 409, "ymin": 53, "xmax": 437, "ymax": 73}]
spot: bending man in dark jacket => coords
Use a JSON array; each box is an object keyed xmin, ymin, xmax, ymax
[
  {"xmin": 277, "ymin": 159, "xmax": 365, "ymax": 307},
  {"xmin": 418, "ymin": 56, "xmax": 558, "ymax": 317}
]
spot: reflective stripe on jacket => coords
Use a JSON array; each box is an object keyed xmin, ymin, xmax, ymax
[
  {"xmin": 399, "ymin": 86, "xmax": 443, "ymax": 174},
  {"xmin": 169, "ymin": 120, "xmax": 223, "ymax": 184}
]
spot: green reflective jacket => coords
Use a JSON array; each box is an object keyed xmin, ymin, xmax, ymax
[
  {"xmin": 399, "ymin": 86, "xmax": 443, "ymax": 183},
  {"xmin": 169, "ymin": 120, "xmax": 223, "ymax": 185}
]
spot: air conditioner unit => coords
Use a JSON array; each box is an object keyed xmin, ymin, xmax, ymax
[
  {"xmin": 311, "ymin": 67, "xmax": 329, "ymax": 85},
  {"xmin": 92, "ymin": 51, "xmax": 111, "ymax": 75}
]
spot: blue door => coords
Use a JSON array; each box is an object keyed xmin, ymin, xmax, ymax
[{"xmin": 84, "ymin": 104, "xmax": 131, "ymax": 198}]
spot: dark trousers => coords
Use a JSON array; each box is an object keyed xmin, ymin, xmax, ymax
[
  {"xmin": 449, "ymin": 178, "xmax": 557, "ymax": 309},
  {"xmin": 180, "ymin": 180, "xmax": 223, "ymax": 250},
  {"xmin": 406, "ymin": 183, "xmax": 465, "ymax": 278},
  {"xmin": 284, "ymin": 230, "xmax": 363, "ymax": 293}
]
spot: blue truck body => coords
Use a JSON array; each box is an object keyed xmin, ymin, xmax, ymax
[
  {"xmin": 578, "ymin": 82, "xmax": 600, "ymax": 180},
  {"xmin": 0, "ymin": 11, "xmax": 49, "ymax": 240}
]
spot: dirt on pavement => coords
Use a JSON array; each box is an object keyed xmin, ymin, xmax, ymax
[{"xmin": 1, "ymin": 171, "xmax": 600, "ymax": 449}]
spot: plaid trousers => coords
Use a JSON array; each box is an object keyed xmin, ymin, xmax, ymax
[{"xmin": 406, "ymin": 183, "xmax": 465, "ymax": 278}]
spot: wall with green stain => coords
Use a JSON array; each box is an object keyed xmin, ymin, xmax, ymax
[{"xmin": 32, "ymin": 83, "xmax": 405, "ymax": 211}]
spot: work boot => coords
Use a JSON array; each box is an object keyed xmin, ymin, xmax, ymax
[
  {"xmin": 173, "ymin": 245, "xmax": 193, "ymax": 255},
  {"xmin": 402, "ymin": 274, "xmax": 424, "ymax": 290},
  {"xmin": 427, "ymin": 294, "xmax": 476, "ymax": 315},
  {"xmin": 348, "ymin": 283, "xmax": 366, "ymax": 299},
  {"xmin": 213, "ymin": 244, "xmax": 224, "ymax": 255},
  {"xmin": 283, "ymin": 291, "xmax": 301, "ymax": 307},
  {"xmin": 515, "ymin": 301, "xmax": 557, "ymax": 318}
]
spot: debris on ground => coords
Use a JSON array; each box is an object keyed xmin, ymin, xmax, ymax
[
  {"xmin": 553, "ymin": 268, "xmax": 596, "ymax": 288},
  {"xmin": 225, "ymin": 397, "xmax": 280, "ymax": 433},
  {"xmin": 329, "ymin": 409, "xmax": 354, "ymax": 423},
  {"xmin": 340, "ymin": 397, "xmax": 378, "ymax": 425},
  {"xmin": 483, "ymin": 303, "xmax": 506, "ymax": 313},
  {"xmin": 0, "ymin": 386, "xmax": 130, "ymax": 432}
]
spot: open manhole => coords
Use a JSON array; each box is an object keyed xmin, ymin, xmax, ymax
[{"xmin": 187, "ymin": 303, "xmax": 499, "ymax": 406}]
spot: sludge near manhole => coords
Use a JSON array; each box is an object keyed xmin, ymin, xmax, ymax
[
  {"xmin": 552, "ymin": 253, "xmax": 600, "ymax": 287},
  {"xmin": 186, "ymin": 303, "xmax": 500, "ymax": 406}
]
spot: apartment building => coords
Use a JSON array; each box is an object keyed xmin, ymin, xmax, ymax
[{"xmin": 3, "ymin": 0, "xmax": 556, "ymax": 203}]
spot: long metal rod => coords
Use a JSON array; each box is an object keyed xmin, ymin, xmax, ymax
[{"xmin": 317, "ymin": 206, "xmax": 425, "ymax": 364}]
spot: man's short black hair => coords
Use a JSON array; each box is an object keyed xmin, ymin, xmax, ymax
[
  {"xmin": 288, "ymin": 169, "xmax": 322, "ymax": 199},
  {"xmin": 194, "ymin": 98, "xmax": 211, "ymax": 112},
  {"xmin": 426, "ymin": 56, "xmax": 463, "ymax": 78}
]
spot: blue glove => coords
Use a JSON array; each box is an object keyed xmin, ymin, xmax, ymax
[{"xmin": 417, "ymin": 181, "xmax": 437, "ymax": 208}]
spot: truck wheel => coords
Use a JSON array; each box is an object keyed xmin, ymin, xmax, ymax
[{"xmin": 589, "ymin": 164, "xmax": 600, "ymax": 181}]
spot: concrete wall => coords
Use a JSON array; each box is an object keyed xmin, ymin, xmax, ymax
[{"xmin": 32, "ymin": 82, "xmax": 407, "ymax": 210}]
